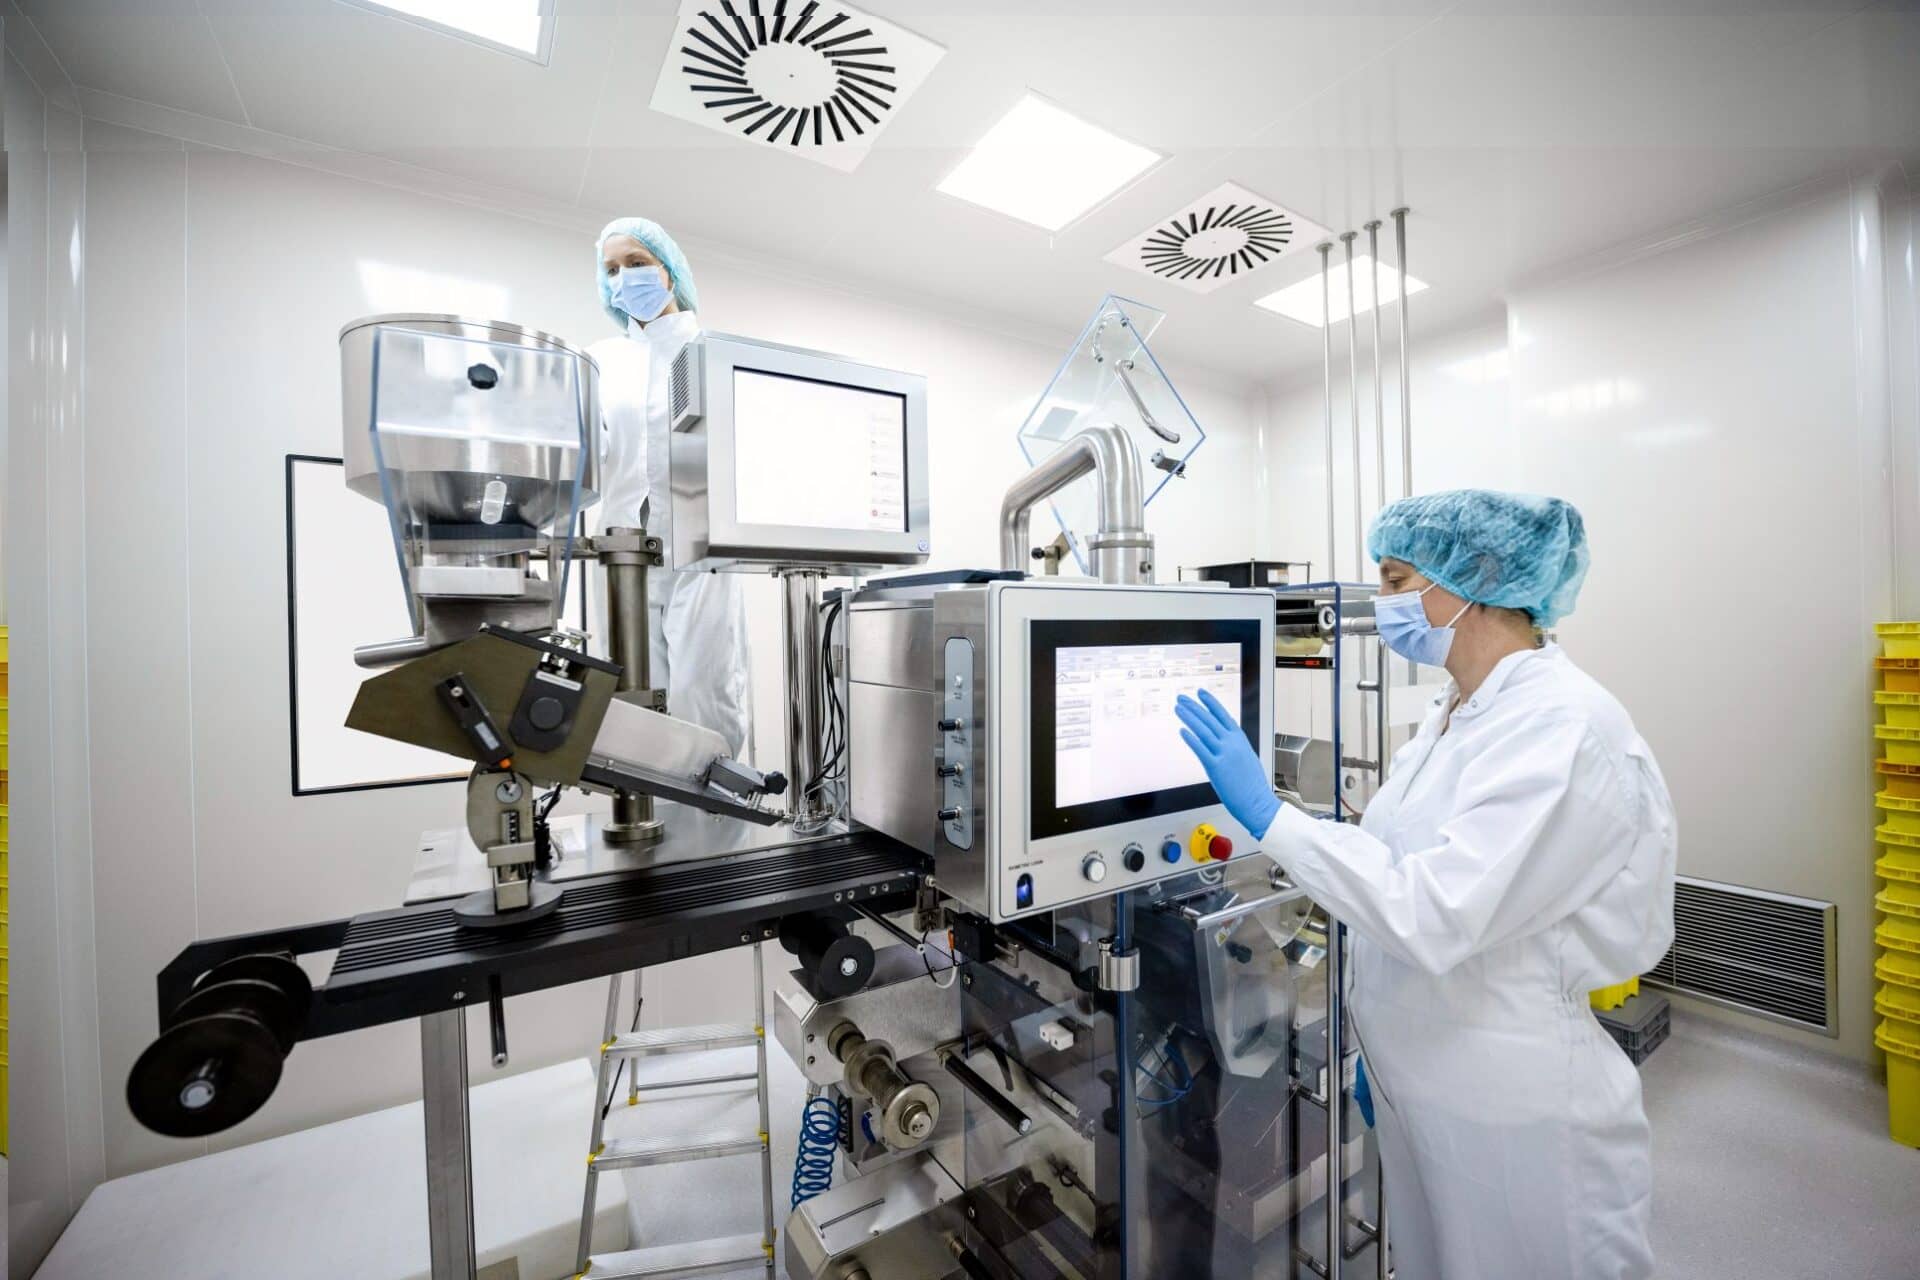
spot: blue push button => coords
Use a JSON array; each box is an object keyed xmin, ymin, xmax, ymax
[
  {"xmin": 1160, "ymin": 839, "xmax": 1183, "ymax": 864},
  {"xmin": 1016, "ymin": 873, "xmax": 1035, "ymax": 909}
]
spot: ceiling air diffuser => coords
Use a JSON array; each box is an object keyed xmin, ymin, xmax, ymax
[{"xmin": 649, "ymin": 0, "xmax": 945, "ymax": 171}]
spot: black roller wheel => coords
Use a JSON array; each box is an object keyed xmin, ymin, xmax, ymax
[
  {"xmin": 196, "ymin": 953, "xmax": 313, "ymax": 1010},
  {"xmin": 813, "ymin": 932, "xmax": 875, "ymax": 998},
  {"xmin": 127, "ymin": 1011, "xmax": 285, "ymax": 1138},
  {"xmin": 168, "ymin": 978, "xmax": 303, "ymax": 1054}
]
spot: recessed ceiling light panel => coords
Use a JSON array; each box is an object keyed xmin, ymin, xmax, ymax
[
  {"xmin": 937, "ymin": 95, "xmax": 1161, "ymax": 232},
  {"xmin": 1253, "ymin": 253, "xmax": 1429, "ymax": 327},
  {"xmin": 1105, "ymin": 183, "xmax": 1327, "ymax": 295},
  {"xmin": 345, "ymin": 0, "xmax": 553, "ymax": 62},
  {"xmin": 649, "ymin": 0, "xmax": 946, "ymax": 172}
]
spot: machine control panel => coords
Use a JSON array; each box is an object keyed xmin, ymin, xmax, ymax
[
  {"xmin": 939, "ymin": 637, "xmax": 974, "ymax": 850},
  {"xmin": 930, "ymin": 581, "xmax": 1274, "ymax": 923}
]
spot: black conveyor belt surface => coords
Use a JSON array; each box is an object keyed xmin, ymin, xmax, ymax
[{"xmin": 302, "ymin": 831, "xmax": 923, "ymax": 1037}]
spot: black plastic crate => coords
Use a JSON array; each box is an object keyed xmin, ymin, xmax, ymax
[{"xmin": 1595, "ymin": 991, "xmax": 1670, "ymax": 1066}]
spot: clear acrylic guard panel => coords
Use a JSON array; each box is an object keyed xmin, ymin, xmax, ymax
[
  {"xmin": 367, "ymin": 323, "xmax": 591, "ymax": 632},
  {"xmin": 1015, "ymin": 295, "xmax": 1207, "ymax": 575}
]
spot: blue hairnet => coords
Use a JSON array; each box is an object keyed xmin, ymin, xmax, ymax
[
  {"xmin": 1367, "ymin": 489, "xmax": 1590, "ymax": 626},
  {"xmin": 596, "ymin": 216, "xmax": 700, "ymax": 330}
]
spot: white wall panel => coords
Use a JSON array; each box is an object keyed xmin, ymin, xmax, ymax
[{"xmin": 1263, "ymin": 183, "xmax": 1906, "ymax": 1061}]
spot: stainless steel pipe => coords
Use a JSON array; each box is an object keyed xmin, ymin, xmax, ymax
[
  {"xmin": 782, "ymin": 570, "xmax": 830, "ymax": 824},
  {"xmin": 1393, "ymin": 208, "xmax": 1412, "ymax": 499},
  {"xmin": 1367, "ymin": 221, "xmax": 1386, "ymax": 513},
  {"xmin": 601, "ymin": 527, "xmax": 663, "ymax": 844},
  {"xmin": 998, "ymin": 424, "xmax": 1154, "ymax": 584},
  {"xmin": 1319, "ymin": 241, "xmax": 1337, "ymax": 581},
  {"xmin": 1343, "ymin": 232, "xmax": 1363, "ymax": 584}
]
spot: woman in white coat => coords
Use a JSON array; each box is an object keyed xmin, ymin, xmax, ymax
[
  {"xmin": 1176, "ymin": 490, "xmax": 1677, "ymax": 1280},
  {"xmin": 589, "ymin": 216, "xmax": 753, "ymax": 758}
]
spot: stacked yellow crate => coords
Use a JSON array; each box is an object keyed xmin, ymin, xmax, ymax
[
  {"xmin": 1871, "ymin": 623, "xmax": 1920, "ymax": 1148},
  {"xmin": 1, "ymin": 624, "xmax": 9, "ymax": 1156}
]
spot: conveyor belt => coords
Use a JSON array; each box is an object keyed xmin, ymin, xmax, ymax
[{"xmin": 159, "ymin": 831, "xmax": 924, "ymax": 1042}]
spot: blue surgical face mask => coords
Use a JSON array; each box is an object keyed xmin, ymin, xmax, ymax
[
  {"xmin": 1375, "ymin": 581, "xmax": 1473, "ymax": 666},
  {"xmin": 613, "ymin": 264, "xmax": 673, "ymax": 324}
]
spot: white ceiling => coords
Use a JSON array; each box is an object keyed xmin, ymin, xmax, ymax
[{"xmin": 16, "ymin": 0, "xmax": 1920, "ymax": 385}]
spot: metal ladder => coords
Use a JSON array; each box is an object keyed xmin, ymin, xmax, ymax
[{"xmin": 574, "ymin": 944, "xmax": 777, "ymax": 1278}]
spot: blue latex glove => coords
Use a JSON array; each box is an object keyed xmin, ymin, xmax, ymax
[
  {"xmin": 1355, "ymin": 1055, "xmax": 1376, "ymax": 1129},
  {"xmin": 1174, "ymin": 687, "xmax": 1280, "ymax": 840}
]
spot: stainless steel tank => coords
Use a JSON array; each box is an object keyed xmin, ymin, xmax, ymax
[{"xmin": 339, "ymin": 313, "xmax": 601, "ymax": 531}]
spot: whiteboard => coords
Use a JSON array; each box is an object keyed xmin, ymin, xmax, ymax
[{"xmin": 285, "ymin": 455, "xmax": 587, "ymax": 795}]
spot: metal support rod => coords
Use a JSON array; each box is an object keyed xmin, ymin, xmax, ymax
[
  {"xmin": 1318, "ymin": 241, "xmax": 1337, "ymax": 579},
  {"xmin": 1342, "ymin": 231, "xmax": 1369, "ymax": 772},
  {"xmin": 1112, "ymin": 891, "xmax": 1139, "ymax": 1280},
  {"xmin": 998, "ymin": 424, "xmax": 1153, "ymax": 584},
  {"xmin": 1367, "ymin": 222, "xmax": 1386, "ymax": 515},
  {"xmin": 850, "ymin": 901, "xmax": 922, "ymax": 951},
  {"xmin": 1326, "ymin": 919, "xmax": 1346, "ymax": 1280},
  {"xmin": 1393, "ymin": 209, "xmax": 1412, "ymax": 499},
  {"xmin": 1343, "ymin": 231, "xmax": 1363, "ymax": 585},
  {"xmin": 421, "ymin": 1010, "xmax": 477, "ymax": 1280},
  {"xmin": 753, "ymin": 942, "xmax": 776, "ymax": 1267},
  {"xmin": 940, "ymin": 1049, "xmax": 1034, "ymax": 1136},
  {"xmin": 602, "ymin": 527, "xmax": 664, "ymax": 844},
  {"xmin": 781, "ymin": 571, "xmax": 829, "ymax": 823},
  {"xmin": 486, "ymin": 975, "xmax": 508, "ymax": 1068}
]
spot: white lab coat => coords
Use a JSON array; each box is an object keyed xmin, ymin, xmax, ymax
[
  {"xmin": 586, "ymin": 311, "xmax": 754, "ymax": 759},
  {"xmin": 1261, "ymin": 645, "xmax": 1676, "ymax": 1280}
]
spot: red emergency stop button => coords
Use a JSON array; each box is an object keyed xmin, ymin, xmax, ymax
[{"xmin": 1191, "ymin": 823, "xmax": 1234, "ymax": 862}]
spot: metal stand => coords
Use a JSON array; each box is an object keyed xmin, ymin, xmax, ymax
[
  {"xmin": 421, "ymin": 1009, "xmax": 477, "ymax": 1280},
  {"xmin": 600, "ymin": 526, "xmax": 666, "ymax": 845},
  {"xmin": 781, "ymin": 570, "xmax": 830, "ymax": 825}
]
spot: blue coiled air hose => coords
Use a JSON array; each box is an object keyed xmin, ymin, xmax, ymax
[{"xmin": 791, "ymin": 1094, "xmax": 840, "ymax": 1209}]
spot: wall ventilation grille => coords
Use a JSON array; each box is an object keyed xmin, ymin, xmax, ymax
[
  {"xmin": 1643, "ymin": 875, "xmax": 1837, "ymax": 1036},
  {"xmin": 1104, "ymin": 182, "xmax": 1328, "ymax": 294},
  {"xmin": 649, "ymin": 0, "xmax": 945, "ymax": 171}
]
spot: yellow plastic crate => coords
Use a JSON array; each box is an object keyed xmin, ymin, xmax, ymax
[
  {"xmin": 1880, "ymin": 621, "xmax": 1920, "ymax": 659},
  {"xmin": 1878, "ymin": 759, "xmax": 1920, "ymax": 798},
  {"xmin": 1880, "ymin": 950, "xmax": 1920, "ymax": 990},
  {"xmin": 1877, "ymin": 983, "xmax": 1920, "ymax": 1023},
  {"xmin": 1881, "ymin": 916, "xmax": 1920, "ymax": 954},
  {"xmin": 1876, "ymin": 1017, "xmax": 1920, "ymax": 1148},
  {"xmin": 1877, "ymin": 794, "xmax": 1920, "ymax": 834},
  {"xmin": 1876, "ymin": 724, "xmax": 1920, "ymax": 764},
  {"xmin": 1880, "ymin": 848, "xmax": 1920, "ymax": 883},
  {"xmin": 1881, "ymin": 656, "xmax": 1920, "ymax": 693},
  {"xmin": 1880, "ymin": 690, "xmax": 1920, "ymax": 728},
  {"xmin": 1879, "ymin": 883, "xmax": 1920, "ymax": 919},
  {"xmin": 1590, "ymin": 978, "xmax": 1640, "ymax": 1011},
  {"xmin": 1876, "ymin": 823, "xmax": 1920, "ymax": 849}
]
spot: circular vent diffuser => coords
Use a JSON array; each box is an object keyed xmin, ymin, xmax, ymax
[
  {"xmin": 679, "ymin": 1, "xmax": 902, "ymax": 148},
  {"xmin": 1140, "ymin": 205, "xmax": 1296, "ymax": 282}
]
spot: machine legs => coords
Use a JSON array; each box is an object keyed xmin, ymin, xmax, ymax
[{"xmin": 421, "ymin": 1009, "xmax": 478, "ymax": 1280}]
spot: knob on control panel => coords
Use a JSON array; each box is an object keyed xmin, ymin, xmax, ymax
[
  {"xmin": 1121, "ymin": 843, "xmax": 1145, "ymax": 873},
  {"xmin": 1081, "ymin": 854, "xmax": 1108, "ymax": 884}
]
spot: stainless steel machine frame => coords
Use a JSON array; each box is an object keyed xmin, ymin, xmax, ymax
[{"xmin": 667, "ymin": 332, "xmax": 932, "ymax": 574}]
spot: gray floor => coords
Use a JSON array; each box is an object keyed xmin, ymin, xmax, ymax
[
  {"xmin": 1643, "ymin": 1007, "xmax": 1920, "ymax": 1280},
  {"xmin": 615, "ymin": 1008, "xmax": 1920, "ymax": 1280}
]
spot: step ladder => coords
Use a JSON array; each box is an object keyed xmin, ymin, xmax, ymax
[{"xmin": 574, "ymin": 944, "xmax": 777, "ymax": 1279}]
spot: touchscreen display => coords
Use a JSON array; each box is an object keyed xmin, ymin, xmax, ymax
[
  {"xmin": 1030, "ymin": 617, "xmax": 1261, "ymax": 839},
  {"xmin": 732, "ymin": 368, "xmax": 907, "ymax": 532},
  {"xmin": 1054, "ymin": 643, "xmax": 1241, "ymax": 807}
]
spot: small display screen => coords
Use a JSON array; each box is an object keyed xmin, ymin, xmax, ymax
[
  {"xmin": 1053, "ymin": 643, "xmax": 1240, "ymax": 807},
  {"xmin": 732, "ymin": 367, "xmax": 908, "ymax": 532},
  {"xmin": 1030, "ymin": 618, "xmax": 1262, "ymax": 839}
]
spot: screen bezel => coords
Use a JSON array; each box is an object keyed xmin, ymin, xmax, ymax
[
  {"xmin": 1029, "ymin": 617, "xmax": 1263, "ymax": 839},
  {"xmin": 730, "ymin": 365, "xmax": 910, "ymax": 534}
]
